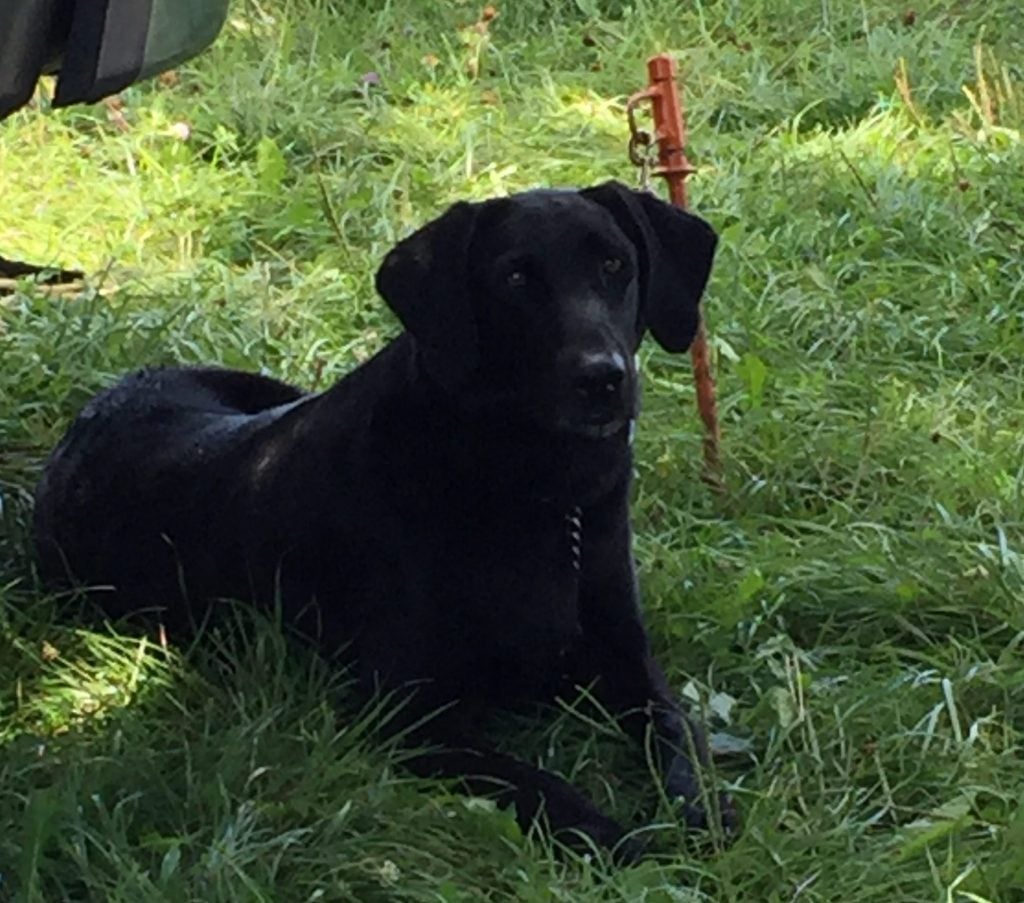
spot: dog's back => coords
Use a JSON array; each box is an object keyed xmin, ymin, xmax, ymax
[{"xmin": 33, "ymin": 366, "xmax": 311, "ymax": 619}]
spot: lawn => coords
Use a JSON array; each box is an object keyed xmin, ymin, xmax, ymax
[{"xmin": 2, "ymin": 0, "xmax": 1023, "ymax": 899}]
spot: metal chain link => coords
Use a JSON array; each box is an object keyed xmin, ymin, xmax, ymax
[{"xmin": 625, "ymin": 92, "xmax": 657, "ymax": 192}]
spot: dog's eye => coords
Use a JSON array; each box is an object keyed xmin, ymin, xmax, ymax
[
  {"xmin": 603, "ymin": 257, "xmax": 623, "ymax": 274},
  {"xmin": 506, "ymin": 270, "xmax": 527, "ymax": 287}
]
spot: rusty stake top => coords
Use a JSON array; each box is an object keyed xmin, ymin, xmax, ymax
[{"xmin": 645, "ymin": 55, "xmax": 696, "ymax": 205}]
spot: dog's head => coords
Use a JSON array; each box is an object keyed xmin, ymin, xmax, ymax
[{"xmin": 375, "ymin": 180, "xmax": 718, "ymax": 439}]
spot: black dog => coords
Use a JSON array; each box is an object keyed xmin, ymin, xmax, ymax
[{"xmin": 33, "ymin": 180, "xmax": 733, "ymax": 858}]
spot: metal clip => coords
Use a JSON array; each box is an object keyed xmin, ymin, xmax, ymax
[
  {"xmin": 625, "ymin": 89, "xmax": 657, "ymax": 192},
  {"xmin": 628, "ymin": 130, "xmax": 654, "ymax": 191}
]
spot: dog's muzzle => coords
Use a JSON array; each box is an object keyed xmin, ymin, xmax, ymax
[{"xmin": 560, "ymin": 350, "xmax": 636, "ymax": 439}]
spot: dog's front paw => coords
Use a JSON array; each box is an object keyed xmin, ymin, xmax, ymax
[
  {"xmin": 664, "ymin": 754, "xmax": 738, "ymax": 837},
  {"xmin": 566, "ymin": 808, "xmax": 626, "ymax": 847},
  {"xmin": 530, "ymin": 786, "xmax": 643, "ymax": 862},
  {"xmin": 553, "ymin": 809, "xmax": 645, "ymax": 864},
  {"xmin": 679, "ymin": 791, "xmax": 739, "ymax": 837}
]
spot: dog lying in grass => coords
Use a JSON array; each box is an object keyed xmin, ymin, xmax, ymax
[{"xmin": 33, "ymin": 180, "xmax": 735, "ymax": 859}]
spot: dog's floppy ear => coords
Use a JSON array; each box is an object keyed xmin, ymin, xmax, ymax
[
  {"xmin": 580, "ymin": 180, "xmax": 718, "ymax": 353},
  {"xmin": 375, "ymin": 201, "xmax": 479, "ymax": 389}
]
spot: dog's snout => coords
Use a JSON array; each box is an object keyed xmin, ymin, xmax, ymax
[
  {"xmin": 572, "ymin": 351, "xmax": 627, "ymax": 402},
  {"xmin": 557, "ymin": 347, "xmax": 635, "ymax": 437}
]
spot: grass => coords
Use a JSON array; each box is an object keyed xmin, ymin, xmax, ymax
[{"xmin": 2, "ymin": 0, "xmax": 1024, "ymax": 898}]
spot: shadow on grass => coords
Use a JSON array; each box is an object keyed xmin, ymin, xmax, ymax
[{"xmin": 1, "ymin": 583, "xmax": 542, "ymax": 900}]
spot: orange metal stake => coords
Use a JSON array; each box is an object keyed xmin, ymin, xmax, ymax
[{"xmin": 628, "ymin": 55, "xmax": 722, "ymax": 488}]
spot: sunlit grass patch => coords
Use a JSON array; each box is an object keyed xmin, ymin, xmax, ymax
[{"xmin": 4, "ymin": 624, "xmax": 176, "ymax": 739}]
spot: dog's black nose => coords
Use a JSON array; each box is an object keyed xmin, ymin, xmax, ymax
[{"xmin": 572, "ymin": 352, "xmax": 627, "ymax": 403}]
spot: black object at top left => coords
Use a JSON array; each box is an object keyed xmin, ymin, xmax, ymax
[{"xmin": 0, "ymin": 0, "xmax": 229, "ymax": 120}]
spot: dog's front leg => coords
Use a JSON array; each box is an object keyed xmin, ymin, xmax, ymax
[
  {"xmin": 403, "ymin": 744, "xmax": 643, "ymax": 861},
  {"xmin": 575, "ymin": 486, "xmax": 735, "ymax": 832}
]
